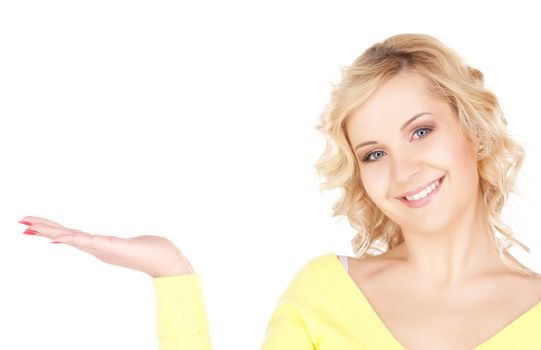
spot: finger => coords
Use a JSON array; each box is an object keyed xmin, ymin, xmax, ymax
[
  {"xmin": 54, "ymin": 232, "xmax": 123, "ymax": 258},
  {"xmin": 20, "ymin": 216, "xmax": 64, "ymax": 228},
  {"xmin": 28, "ymin": 224, "xmax": 86, "ymax": 242}
]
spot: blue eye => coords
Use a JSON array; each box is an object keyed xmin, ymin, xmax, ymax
[
  {"xmin": 413, "ymin": 127, "xmax": 431, "ymax": 139},
  {"xmin": 361, "ymin": 126, "xmax": 433, "ymax": 163},
  {"xmin": 362, "ymin": 149, "xmax": 386, "ymax": 162}
]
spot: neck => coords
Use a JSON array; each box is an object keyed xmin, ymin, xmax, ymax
[{"xmin": 392, "ymin": 195, "xmax": 508, "ymax": 290}]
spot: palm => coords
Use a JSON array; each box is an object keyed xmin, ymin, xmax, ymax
[{"xmin": 20, "ymin": 216, "xmax": 193, "ymax": 277}]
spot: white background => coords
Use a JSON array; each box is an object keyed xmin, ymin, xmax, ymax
[{"xmin": 1, "ymin": 1, "xmax": 540, "ymax": 349}]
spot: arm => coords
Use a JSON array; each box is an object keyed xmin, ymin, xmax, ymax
[
  {"xmin": 259, "ymin": 301, "xmax": 316, "ymax": 350},
  {"xmin": 153, "ymin": 273, "xmax": 213, "ymax": 350},
  {"xmin": 19, "ymin": 216, "xmax": 212, "ymax": 350},
  {"xmin": 20, "ymin": 215, "xmax": 316, "ymax": 350},
  {"xmin": 259, "ymin": 260, "xmax": 318, "ymax": 350},
  {"xmin": 153, "ymin": 272, "xmax": 315, "ymax": 350}
]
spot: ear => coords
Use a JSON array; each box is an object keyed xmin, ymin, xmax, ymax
[
  {"xmin": 471, "ymin": 127, "xmax": 485, "ymax": 159},
  {"xmin": 466, "ymin": 134, "xmax": 481, "ymax": 160}
]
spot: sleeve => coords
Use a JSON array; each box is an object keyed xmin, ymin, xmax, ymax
[
  {"xmin": 258, "ymin": 261, "xmax": 318, "ymax": 350},
  {"xmin": 259, "ymin": 301, "xmax": 316, "ymax": 350},
  {"xmin": 152, "ymin": 273, "xmax": 212, "ymax": 350}
]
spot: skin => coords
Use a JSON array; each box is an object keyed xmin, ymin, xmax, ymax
[
  {"xmin": 20, "ymin": 70, "xmax": 539, "ymax": 350},
  {"xmin": 18, "ymin": 72, "xmax": 531, "ymax": 288},
  {"xmin": 344, "ymin": 69, "xmax": 517, "ymax": 292},
  {"xmin": 19, "ymin": 216, "xmax": 193, "ymax": 278},
  {"xmin": 343, "ymin": 69, "xmax": 541, "ymax": 350}
]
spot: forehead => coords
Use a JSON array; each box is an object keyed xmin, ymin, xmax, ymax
[{"xmin": 345, "ymin": 72, "xmax": 443, "ymax": 136}]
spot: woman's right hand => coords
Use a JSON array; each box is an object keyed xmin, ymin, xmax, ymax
[{"xmin": 20, "ymin": 215, "xmax": 195, "ymax": 278}]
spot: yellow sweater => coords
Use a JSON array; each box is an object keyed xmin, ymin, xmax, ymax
[{"xmin": 152, "ymin": 252, "xmax": 541, "ymax": 349}]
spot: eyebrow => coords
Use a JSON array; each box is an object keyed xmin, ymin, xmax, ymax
[{"xmin": 353, "ymin": 112, "xmax": 432, "ymax": 151}]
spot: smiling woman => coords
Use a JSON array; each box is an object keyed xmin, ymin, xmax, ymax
[
  {"xmin": 303, "ymin": 34, "xmax": 541, "ymax": 349},
  {"xmin": 24, "ymin": 33, "xmax": 541, "ymax": 350},
  {"xmin": 314, "ymin": 33, "xmax": 536, "ymax": 278}
]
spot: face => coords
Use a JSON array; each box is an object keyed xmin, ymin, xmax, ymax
[{"xmin": 345, "ymin": 70, "xmax": 480, "ymax": 233}]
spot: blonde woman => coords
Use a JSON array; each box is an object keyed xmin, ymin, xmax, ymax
[{"xmin": 20, "ymin": 33, "xmax": 541, "ymax": 349}]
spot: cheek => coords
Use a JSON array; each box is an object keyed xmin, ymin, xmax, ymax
[
  {"xmin": 434, "ymin": 132, "xmax": 479, "ymax": 196},
  {"xmin": 360, "ymin": 172, "xmax": 389, "ymax": 201},
  {"xmin": 428, "ymin": 131, "xmax": 473, "ymax": 170},
  {"xmin": 444, "ymin": 134, "xmax": 477, "ymax": 173}
]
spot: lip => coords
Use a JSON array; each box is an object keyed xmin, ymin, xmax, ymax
[
  {"xmin": 396, "ymin": 175, "xmax": 445, "ymax": 199},
  {"xmin": 397, "ymin": 175, "xmax": 445, "ymax": 208}
]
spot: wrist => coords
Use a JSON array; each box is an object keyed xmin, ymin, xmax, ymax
[{"xmin": 152, "ymin": 259, "xmax": 194, "ymax": 278}]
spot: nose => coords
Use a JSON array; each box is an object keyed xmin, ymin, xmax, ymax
[{"xmin": 391, "ymin": 151, "xmax": 422, "ymax": 185}]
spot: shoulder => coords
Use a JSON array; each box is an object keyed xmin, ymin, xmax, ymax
[
  {"xmin": 347, "ymin": 252, "xmax": 399, "ymax": 278},
  {"xmin": 294, "ymin": 251, "xmax": 397, "ymax": 282},
  {"xmin": 294, "ymin": 252, "xmax": 341, "ymax": 277},
  {"xmin": 498, "ymin": 271, "xmax": 541, "ymax": 305},
  {"xmin": 280, "ymin": 252, "xmax": 338, "ymax": 283},
  {"xmin": 277, "ymin": 253, "xmax": 343, "ymax": 298},
  {"xmin": 296, "ymin": 252, "xmax": 342, "ymax": 271}
]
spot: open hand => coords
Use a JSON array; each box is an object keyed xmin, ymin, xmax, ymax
[{"xmin": 20, "ymin": 216, "xmax": 194, "ymax": 278}]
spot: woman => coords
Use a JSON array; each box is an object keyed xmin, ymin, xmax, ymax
[{"xmin": 20, "ymin": 33, "xmax": 541, "ymax": 349}]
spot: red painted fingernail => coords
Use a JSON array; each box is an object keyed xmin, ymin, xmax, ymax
[
  {"xmin": 51, "ymin": 241, "xmax": 62, "ymax": 244},
  {"xmin": 19, "ymin": 221, "xmax": 32, "ymax": 226},
  {"xmin": 24, "ymin": 229, "xmax": 38, "ymax": 235}
]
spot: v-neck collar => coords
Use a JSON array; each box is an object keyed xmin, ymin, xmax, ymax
[{"xmin": 327, "ymin": 253, "xmax": 541, "ymax": 349}]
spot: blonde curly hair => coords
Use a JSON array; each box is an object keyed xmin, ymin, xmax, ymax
[{"xmin": 314, "ymin": 33, "xmax": 539, "ymax": 277}]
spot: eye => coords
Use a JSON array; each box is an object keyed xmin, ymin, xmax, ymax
[
  {"xmin": 361, "ymin": 126, "xmax": 434, "ymax": 163},
  {"xmin": 413, "ymin": 127, "xmax": 432, "ymax": 138},
  {"xmin": 362, "ymin": 150, "xmax": 385, "ymax": 162}
]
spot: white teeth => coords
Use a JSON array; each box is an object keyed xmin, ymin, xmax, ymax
[{"xmin": 405, "ymin": 178, "xmax": 440, "ymax": 201}]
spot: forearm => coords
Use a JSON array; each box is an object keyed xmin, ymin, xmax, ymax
[
  {"xmin": 153, "ymin": 270, "xmax": 212, "ymax": 350},
  {"xmin": 152, "ymin": 254, "xmax": 195, "ymax": 278}
]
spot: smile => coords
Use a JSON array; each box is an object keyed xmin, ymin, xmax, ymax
[{"xmin": 397, "ymin": 175, "xmax": 445, "ymax": 208}]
